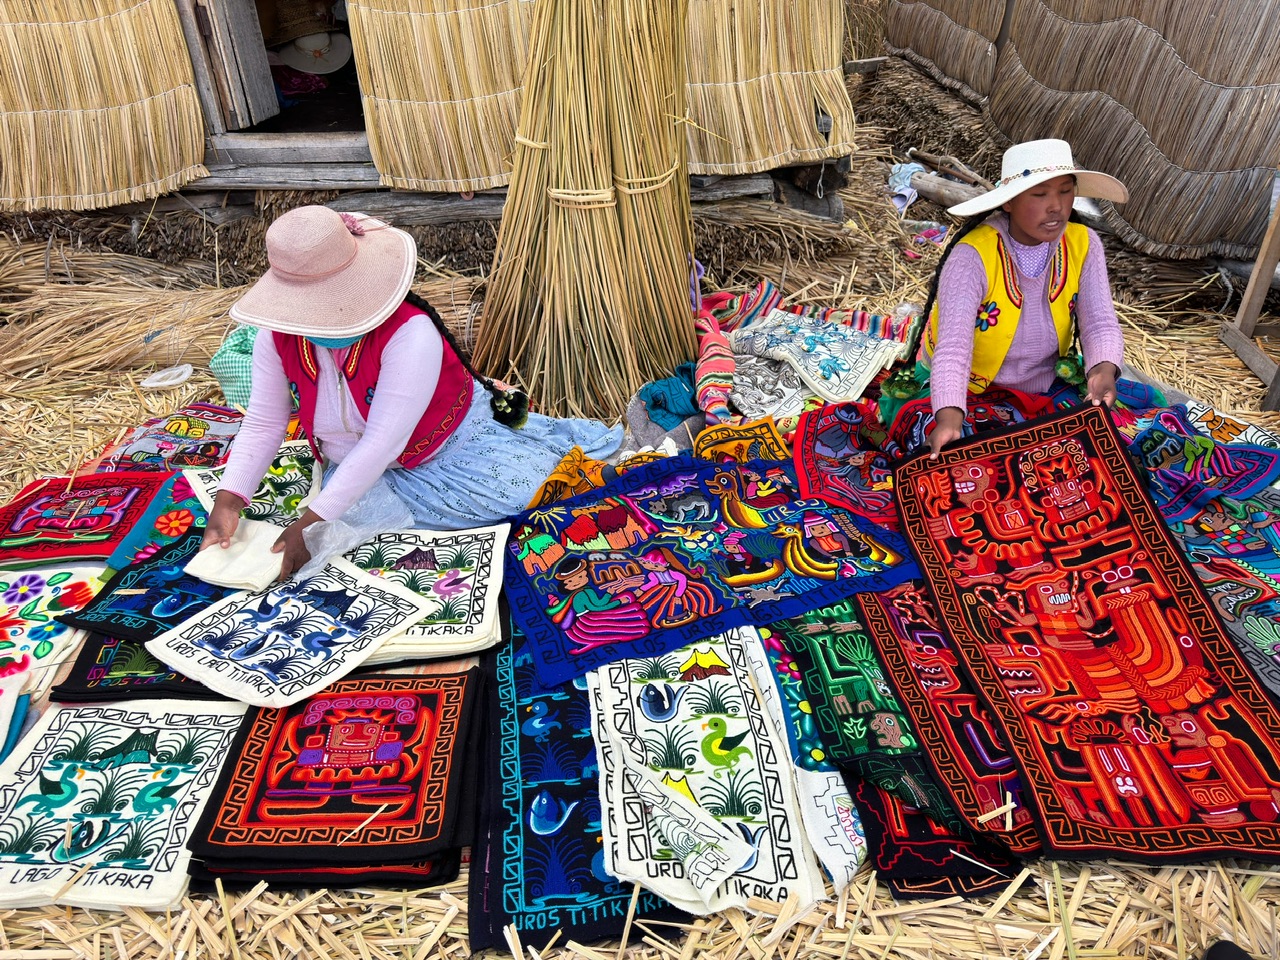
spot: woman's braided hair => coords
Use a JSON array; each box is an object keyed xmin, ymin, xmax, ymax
[{"xmin": 403, "ymin": 290, "xmax": 528, "ymax": 427}]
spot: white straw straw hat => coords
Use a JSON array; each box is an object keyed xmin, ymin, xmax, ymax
[
  {"xmin": 948, "ymin": 139, "xmax": 1128, "ymax": 217},
  {"xmin": 277, "ymin": 31, "xmax": 353, "ymax": 74},
  {"xmin": 230, "ymin": 206, "xmax": 416, "ymax": 338}
]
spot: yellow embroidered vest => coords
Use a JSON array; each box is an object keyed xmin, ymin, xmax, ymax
[{"xmin": 922, "ymin": 221, "xmax": 1090, "ymax": 393}]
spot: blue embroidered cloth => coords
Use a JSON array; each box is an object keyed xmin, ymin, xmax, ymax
[{"xmin": 504, "ymin": 454, "xmax": 919, "ymax": 687}]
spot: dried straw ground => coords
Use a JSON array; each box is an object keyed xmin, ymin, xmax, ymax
[{"xmin": 3, "ymin": 58, "xmax": 1280, "ymax": 960}]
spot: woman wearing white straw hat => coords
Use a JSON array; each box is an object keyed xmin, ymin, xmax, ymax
[
  {"xmin": 201, "ymin": 206, "xmax": 622, "ymax": 577},
  {"xmin": 902, "ymin": 139, "xmax": 1130, "ymax": 458}
]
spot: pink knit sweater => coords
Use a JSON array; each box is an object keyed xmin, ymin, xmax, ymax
[
  {"xmin": 928, "ymin": 214, "xmax": 1125, "ymax": 414},
  {"xmin": 218, "ymin": 316, "xmax": 444, "ymax": 520}
]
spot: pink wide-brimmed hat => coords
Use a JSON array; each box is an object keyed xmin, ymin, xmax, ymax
[{"xmin": 230, "ymin": 206, "xmax": 416, "ymax": 337}]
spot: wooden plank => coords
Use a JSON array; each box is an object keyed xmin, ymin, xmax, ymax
[
  {"xmin": 199, "ymin": 0, "xmax": 280, "ymax": 129},
  {"xmin": 208, "ymin": 132, "xmax": 373, "ymax": 165},
  {"xmin": 328, "ymin": 191, "xmax": 507, "ymax": 224},
  {"xmin": 191, "ymin": 163, "xmax": 382, "ymax": 189},
  {"xmin": 1218, "ymin": 322, "xmax": 1278, "ymax": 386},
  {"xmin": 173, "ymin": 0, "xmax": 227, "ymax": 135},
  {"xmin": 1230, "ymin": 190, "xmax": 1280, "ymax": 337},
  {"xmin": 844, "ymin": 57, "xmax": 888, "ymax": 75}
]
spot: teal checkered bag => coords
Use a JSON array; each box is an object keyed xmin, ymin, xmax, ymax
[{"xmin": 209, "ymin": 324, "xmax": 257, "ymax": 408}]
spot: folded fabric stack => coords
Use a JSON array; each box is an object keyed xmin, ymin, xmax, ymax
[
  {"xmin": 187, "ymin": 673, "xmax": 483, "ymax": 890},
  {"xmin": 344, "ymin": 525, "xmax": 508, "ymax": 664}
]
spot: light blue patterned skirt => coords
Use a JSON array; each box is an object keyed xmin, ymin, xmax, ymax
[{"xmin": 380, "ymin": 385, "xmax": 622, "ymax": 530}]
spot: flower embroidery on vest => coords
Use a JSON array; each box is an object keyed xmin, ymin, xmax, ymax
[{"xmin": 975, "ymin": 301, "xmax": 1001, "ymax": 332}]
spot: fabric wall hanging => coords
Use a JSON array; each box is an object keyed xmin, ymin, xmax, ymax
[
  {"xmin": 469, "ymin": 614, "xmax": 685, "ymax": 952},
  {"xmin": 103, "ymin": 472, "xmax": 207, "ymax": 572},
  {"xmin": 740, "ymin": 626, "xmax": 868, "ymax": 893},
  {"xmin": 58, "ymin": 531, "xmax": 234, "ymax": 643},
  {"xmin": 692, "ymin": 419, "xmax": 790, "ymax": 464},
  {"xmin": 146, "ymin": 557, "xmax": 434, "ymax": 708},
  {"xmin": 0, "ymin": 0, "xmax": 208, "ymax": 212},
  {"xmin": 93, "ymin": 403, "xmax": 242, "ymax": 473},
  {"xmin": 0, "ymin": 564, "xmax": 102, "ymax": 683},
  {"xmin": 1182, "ymin": 400, "xmax": 1280, "ymax": 450},
  {"xmin": 794, "ymin": 402, "xmax": 898, "ymax": 530},
  {"xmin": 185, "ymin": 440, "xmax": 322, "ymax": 528},
  {"xmin": 766, "ymin": 598, "xmax": 968, "ymax": 836},
  {"xmin": 727, "ymin": 310, "xmax": 906, "ymax": 406},
  {"xmin": 0, "ymin": 472, "xmax": 170, "ymax": 569},
  {"xmin": 728, "ymin": 356, "xmax": 811, "ymax": 423},
  {"xmin": 50, "ymin": 633, "xmax": 220, "ymax": 703},
  {"xmin": 505, "ymin": 454, "xmax": 917, "ymax": 687},
  {"xmin": 589, "ymin": 629, "xmax": 826, "ymax": 915},
  {"xmin": 190, "ymin": 673, "xmax": 482, "ymax": 880},
  {"xmin": 344, "ymin": 525, "xmax": 508, "ymax": 663},
  {"xmin": 857, "ymin": 581, "xmax": 1042, "ymax": 856},
  {"xmin": 0, "ymin": 700, "xmax": 245, "ymax": 909},
  {"xmin": 188, "ymin": 851, "xmax": 461, "ymax": 892},
  {"xmin": 897, "ymin": 404, "xmax": 1280, "ymax": 863}
]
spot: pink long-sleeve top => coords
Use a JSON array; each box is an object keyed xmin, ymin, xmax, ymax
[
  {"xmin": 928, "ymin": 213, "xmax": 1125, "ymax": 415},
  {"xmin": 218, "ymin": 314, "xmax": 445, "ymax": 521}
]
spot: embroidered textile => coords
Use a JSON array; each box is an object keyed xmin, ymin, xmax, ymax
[
  {"xmin": 104, "ymin": 472, "xmax": 206, "ymax": 571},
  {"xmin": 505, "ymin": 454, "xmax": 917, "ymax": 687},
  {"xmin": 59, "ymin": 531, "xmax": 234, "ymax": 643},
  {"xmin": 794, "ymin": 402, "xmax": 896, "ymax": 529},
  {"xmin": 146, "ymin": 558, "xmax": 434, "ymax": 708},
  {"xmin": 190, "ymin": 673, "xmax": 482, "ymax": 870},
  {"xmin": 885, "ymin": 386, "xmax": 1054, "ymax": 458},
  {"xmin": 1, "ymin": 564, "xmax": 101, "ymax": 681},
  {"xmin": 857, "ymin": 583, "xmax": 1041, "ymax": 855},
  {"xmin": 0, "ymin": 472, "xmax": 170, "ymax": 569},
  {"xmin": 468, "ymin": 616, "xmax": 684, "ymax": 952},
  {"xmin": 693, "ymin": 419, "xmax": 790, "ymax": 463},
  {"xmin": 742, "ymin": 628, "xmax": 867, "ymax": 892},
  {"xmin": 51, "ymin": 633, "xmax": 219, "ymax": 703},
  {"xmin": 849, "ymin": 779, "xmax": 1016, "ymax": 901},
  {"xmin": 186, "ymin": 439, "xmax": 322, "ymax": 528},
  {"xmin": 344, "ymin": 525, "xmax": 507, "ymax": 662},
  {"xmin": 767, "ymin": 599, "xmax": 965, "ymax": 834},
  {"xmin": 1183, "ymin": 401, "xmax": 1280, "ymax": 450},
  {"xmin": 728, "ymin": 309, "xmax": 905, "ymax": 405},
  {"xmin": 0, "ymin": 700, "xmax": 245, "ymax": 909},
  {"xmin": 94, "ymin": 402, "xmax": 242, "ymax": 473},
  {"xmin": 188, "ymin": 852, "xmax": 460, "ymax": 890},
  {"xmin": 728, "ymin": 355, "xmax": 810, "ymax": 421},
  {"xmin": 589, "ymin": 629, "xmax": 825, "ymax": 914},
  {"xmin": 897, "ymin": 405, "xmax": 1280, "ymax": 862}
]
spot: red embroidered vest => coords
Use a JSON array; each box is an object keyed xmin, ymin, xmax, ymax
[{"xmin": 273, "ymin": 301, "xmax": 474, "ymax": 469}]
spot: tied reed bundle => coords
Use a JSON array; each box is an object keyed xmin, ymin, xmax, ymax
[
  {"xmin": 0, "ymin": 0, "xmax": 207, "ymax": 212},
  {"xmin": 684, "ymin": 0, "xmax": 857, "ymax": 174},
  {"xmin": 346, "ymin": 0, "xmax": 536, "ymax": 192},
  {"xmin": 476, "ymin": 0, "xmax": 696, "ymax": 421}
]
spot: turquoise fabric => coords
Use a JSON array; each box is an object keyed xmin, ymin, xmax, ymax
[
  {"xmin": 637, "ymin": 361, "xmax": 699, "ymax": 430},
  {"xmin": 306, "ymin": 334, "xmax": 362, "ymax": 349}
]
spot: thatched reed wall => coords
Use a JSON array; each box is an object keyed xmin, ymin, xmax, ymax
[
  {"xmin": 684, "ymin": 0, "xmax": 856, "ymax": 174},
  {"xmin": 347, "ymin": 0, "xmax": 535, "ymax": 192},
  {"xmin": 886, "ymin": 0, "xmax": 1280, "ymax": 260},
  {"xmin": 883, "ymin": 0, "xmax": 1007, "ymax": 102},
  {"xmin": 0, "ymin": 0, "xmax": 207, "ymax": 212}
]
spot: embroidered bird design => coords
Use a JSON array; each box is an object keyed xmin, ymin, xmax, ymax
[
  {"xmin": 703, "ymin": 470, "xmax": 768, "ymax": 529},
  {"xmin": 638, "ymin": 682, "xmax": 687, "ymax": 723},
  {"xmin": 432, "ymin": 569, "xmax": 472, "ymax": 599},
  {"xmin": 700, "ymin": 716, "xmax": 751, "ymax": 775},
  {"xmin": 131, "ymin": 766, "xmax": 185, "ymax": 816},
  {"xmin": 528, "ymin": 789, "xmax": 579, "ymax": 835},
  {"xmin": 16, "ymin": 764, "xmax": 83, "ymax": 815},
  {"xmin": 522, "ymin": 701, "xmax": 561, "ymax": 741},
  {"xmin": 771, "ymin": 522, "xmax": 839, "ymax": 580}
]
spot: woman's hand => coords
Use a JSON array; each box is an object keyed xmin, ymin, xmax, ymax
[
  {"xmin": 1085, "ymin": 361, "xmax": 1119, "ymax": 408},
  {"xmin": 272, "ymin": 508, "xmax": 323, "ymax": 581},
  {"xmin": 928, "ymin": 407, "xmax": 965, "ymax": 459},
  {"xmin": 201, "ymin": 491, "xmax": 247, "ymax": 550}
]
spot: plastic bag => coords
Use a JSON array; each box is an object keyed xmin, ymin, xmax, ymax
[{"xmin": 296, "ymin": 476, "xmax": 413, "ymax": 581}]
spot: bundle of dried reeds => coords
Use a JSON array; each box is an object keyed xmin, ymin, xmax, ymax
[
  {"xmin": 685, "ymin": 0, "xmax": 857, "ymax": 173},
  {"xmin": 0, "ymin": 0, "xmax": 207, "ymax": 212},
  {"xmin": 347, "ymin": 0, "xmax": 535, "ymax": 192},
  {"xmin": 0, "ymin": 237, "xmax": 219, "ymax": 305},
  {"xmin": 608, "ymin": 0, "xmax": 698, "ymax": 373},
  {"xmin": 882, "ymin": 0, "xmax": 1002, "ymax": 102},
  {"xmin": 476, "ymin": 0, "xmax": 696, "ymax": 420}
]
